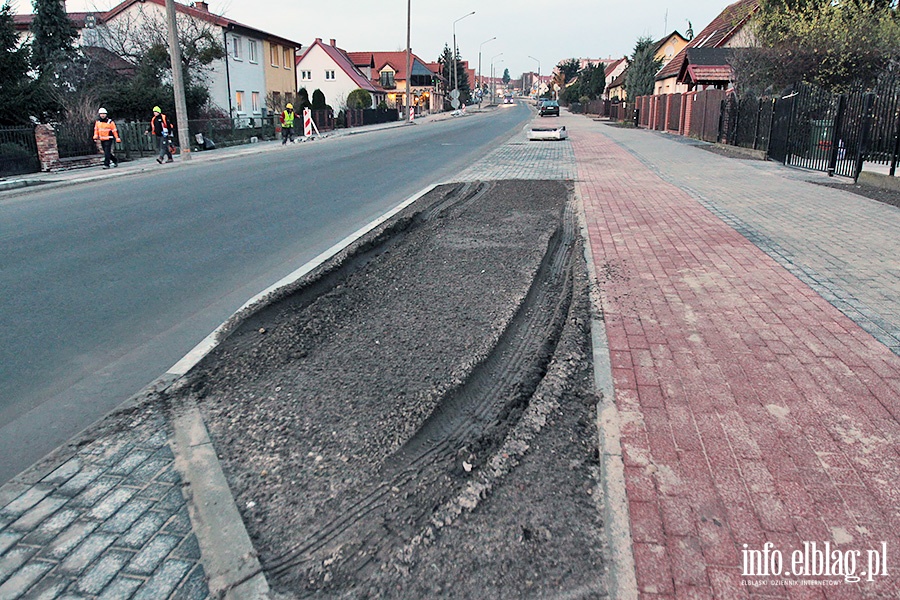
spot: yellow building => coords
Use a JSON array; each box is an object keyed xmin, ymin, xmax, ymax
[{"xmin": 264, "ymin": 39, "xmax": 302, "ymax": 112}]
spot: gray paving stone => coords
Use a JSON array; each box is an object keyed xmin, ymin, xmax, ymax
[
  {"xmin": 9, "ymin": 498, "xmax": 69, "ymax": 532},
  {"xmin": 39, "ymin": 460, "xmax": 82, "ymax": 487},
  {"xmin": 98, "ymin": 499, "xmax": 153, "ymax": 535},
  {"xmin": 68, "ymin": 479, "xmax": 119, "ymax": 509},
  {"xmin": 153, "ymin": 467, "xmax": 181, "ymax": 485},
  {"xmin": 170, "ymin": 534, "xmax": 200, "ymax": 561},
  {"xmin": 138, "ymin": 431, "xmax": 168, "ymax": 451},
  {"xmin": 0, "ymin": 488, "xmax": 52, "ymax": 518},
  {"xmin": 74, "ymin": 549, "xmax": 133, "ymax": 595},
  {"xmin": 0, "ymin": 486, "xmax": 30, "ymax": 512},
  {"xmin": 124, "ymin": 535, "xmax": 180, "ymax": 576},
  {"xmin": 0, "ymin": 546, "xmax": 38, "ymax": 587},
  {"xmin": 105, "ymin": 451, "xmax": 151, "ymax": 478},
  {"xmin": 88, "ymin": 488, "xmax": 138, "ymax": 521},
  {"xmin": 172, "ymin": 563, "xmax": 208, "ymax": 600},
  {"xmin": 115, "ymin": 512, "xmax": 167, "ymax": 551},
  {"xmin": 55, "ymin": 470, "xmax": 103, "ymax": 499},
  {"xmin": 21, "ymin": 509, "xmax": 80, "ymax": 546},
  {"xmin": 83, "ymin": 442, "xmax": 132, "ymax": 467},
  {"xmin": 153, "ymin": 488, "xmax": 184, "ymax": 513},
  {"xmin": 161, "ymin": 507, "xmax": 190, "ymax": 536},
  {"xmin": 0, "ymin": 560, "xmax": 53, "ymax": 600},
  {"xmin": 130, "ymin": 559, "xmax": 191, "ymax": 600},
  {"xmin": 122, "ymin": 457, "xmax": 172, "ymax": 488},
  {"xmin": 58, "ymin": 533, "xmax": 117, "ymax": 575},
  {"xmin": 0, "ymin": 533, "xmax": 22, "ymax": 557},
  {"xmin": 96, "ymin": 575, "xmax": 143, "ymax": 600},
  {"xmin": 20, "ymin": 574, "xmax": 71, "ymax": 599},
  {"xmin": 135, "ymin": 483, "xmax": 173, "ymax": 502},
  {"xmin": 40, "ymin": 521, "xmax": 99, "ymax": 561}
]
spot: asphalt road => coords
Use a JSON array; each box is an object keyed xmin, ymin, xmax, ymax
[{"xmin": 0, "ymin": 103, "xmax": 532, "ymax": 484}]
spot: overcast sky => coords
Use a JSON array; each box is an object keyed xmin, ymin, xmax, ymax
[{"xmin": 22, "ymin": 0, "xmax": 730, "ymax": 78}]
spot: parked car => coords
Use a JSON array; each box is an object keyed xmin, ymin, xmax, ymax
[
  {"xmin": 539, "ymin": 100, "xmax": 559, "ymax": 117},
  {"xmin": 503, "ymin": 95, "xmax": 514, "ymax": 105}
]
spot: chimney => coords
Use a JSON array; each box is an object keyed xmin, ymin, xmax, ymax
[
  {"xmin": 194, "ymin": 1, "xmax": 209, "ymax": 11},
  {"xmin": 329, "ymin": 39, "xmax": 336, "ymax": 46}
]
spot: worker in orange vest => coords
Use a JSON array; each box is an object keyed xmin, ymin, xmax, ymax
[
  {"xmin": 93, "ymin": 107, "xmax": 121, "ymax": 169},
  {"xmin": 146, "ymin": 106, "xmax": 174, "ymax": 164}
]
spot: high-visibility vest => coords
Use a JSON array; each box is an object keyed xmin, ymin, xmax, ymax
[
  {"xmin": 94, "ymin": 119, "xmax": 120, "ymax": 141},
  {"xmin": 282, "ymin": 109, "xmax": 295, "ymax": 127}
]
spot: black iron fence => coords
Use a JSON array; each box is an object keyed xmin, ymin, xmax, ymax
[
  {"xmin": 343, "ymin": 107, "xmax": 399, "ymax": 128},
  {"xmin": 0, "ymin": 125, "xmax": 40, "ymax": 177},
  {"xmin": 55, "ymin": 121, "xmax": 99, "ymax": 159},
  {"xmin": 720, "ymin": 79, "xmax": 900, "ymax": 179}
]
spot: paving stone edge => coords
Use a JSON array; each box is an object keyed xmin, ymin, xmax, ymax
[{"xmin": 575, "ymin": 193, "xmax": 639, "ymax": 600}]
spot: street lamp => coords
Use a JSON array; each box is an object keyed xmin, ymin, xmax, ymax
[
  {"xmin": 478, "ymin": 36, "xmax": 496, "ymax": 101},
  {"xmin": 490, "ymin": 54, "xmax": 503, "ymax": 104},
  {"xmin": 452, "ymin": 11, "xmax": 475, "ymax": 99},
  {"xmin": 528, "ymin": 55, "xmax": 540, "ymax": 98},
  {"xmin": 405, "ymin": 0, "xmax": 411, "ymax": 122}
]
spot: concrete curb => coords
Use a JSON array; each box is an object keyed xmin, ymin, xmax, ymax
[
  {"xmin": 575, "ymin": 189, "xmax": 639, "ymax": 600},
  {"xmin": 172, "ymin": 405, "xmax": 269, "ymax": 600},
  {"xmin": 162, "ymin": 182, "xmax": 440, "ymax": 598},
  {"xmin": 858, "ymin": 169, "xmax": 900, "ymax": 192}
]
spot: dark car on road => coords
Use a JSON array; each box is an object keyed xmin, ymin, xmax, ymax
[{"xmin": 539, "ymin": 100, "xmax": 559, "ymax": 117}]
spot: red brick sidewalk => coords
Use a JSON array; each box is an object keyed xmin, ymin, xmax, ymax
[{"xmin": 574, "ymin": 127, "xmax": 900, "ymax": 599}]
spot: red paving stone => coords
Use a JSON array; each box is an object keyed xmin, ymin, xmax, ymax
[{"xmin": 572, "ymin": 127, "xmax": 900, "ymax": 599}]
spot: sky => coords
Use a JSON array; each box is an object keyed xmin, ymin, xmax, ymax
[{"xmin": 18, "ymin": 0, "xmax": 732, "ymax": 78}]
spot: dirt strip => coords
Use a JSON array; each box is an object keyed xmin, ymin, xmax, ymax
[{"xmin": 170, "ymin": 180, "xmax": 608, "ymax": 598}]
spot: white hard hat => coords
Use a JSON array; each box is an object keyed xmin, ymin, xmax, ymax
[{"xmin": 98, "ymin": 107, "xmax": 107, "ymax": 114}]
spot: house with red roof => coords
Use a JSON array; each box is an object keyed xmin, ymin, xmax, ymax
[
  {"xmin": 368, "ymin": 51, "xmax": 444, "ymax": 113},
  {"xmin": 295, "ymin": 39, "xmax": 386, "ymax": 110},
  {"xmin": 654, "ymin": 0, "xmax": 758, "ymax": 94},
  {"xmin": 15, "ymin": 0, "xmax": 303, "ymax": 118}
]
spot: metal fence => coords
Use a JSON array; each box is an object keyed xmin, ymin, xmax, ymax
[
  {"xmin": 344, "ymin": 108, "xmax": 400, "ymax": 128},
  {"xmin": 0, "ymin": 125, "xmax": 40, "ymax": 177},
  {"xmin": 55, "ymin": 121, "xmax": 99, "ymax": 159}
]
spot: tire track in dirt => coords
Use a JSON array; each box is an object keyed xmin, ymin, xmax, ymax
[{"xmin": 263, "ymin": 203, "xmax": 577, "ymax": 590}]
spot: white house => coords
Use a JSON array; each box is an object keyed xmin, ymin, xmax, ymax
[
  {"xmin": 15, "ymin": 0, "xmax": 302, "ymax": 119},
  {"xmin": 295, "ymin": 38, "xmax": 384, "ymax": 109}
]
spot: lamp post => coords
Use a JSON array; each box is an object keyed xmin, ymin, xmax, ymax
[
  {"xmin": 490, "ymin": 54, "xmax": 503, "ymax": 105},
  {"xmin": 528, "ymin": 55, "xmax": 540, "ymax": 98},
  {"xmin": 165, "ymin": 0, "xmax": 190, "ymax": 160},
  {"xmin": 405, "ymin": 0, "xmax": 411, "ymax": 122},
  {"xmin": 451, "ymin": 11, "xmax": 475, "ymax": 100},
  {"xmin": 478, "ymin": 36, "xmax": 496, "ymax": 102}
]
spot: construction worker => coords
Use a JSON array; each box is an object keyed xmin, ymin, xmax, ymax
[
  {"xmin": 281, "ymin": 103, "xmax": 296, "ymax": 144},
  {"xmin": 93, "ymin": 108, "xmax": 121, "ymax": 169},
  {"xmin": 146, "ymin": 106, "xmax": 173, "ymax": 164}
]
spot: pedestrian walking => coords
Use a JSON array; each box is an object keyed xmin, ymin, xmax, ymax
[
  {"xmin": 281, "ymin": 103, "xmax": 296, "ymax": 144},
  {"xmin": 93, "ymin": 108, "xmax": 120, "ymax": 169},
  {"xmin": 146, "ymin": 106, "xmax": 174, "ymax": 164}
]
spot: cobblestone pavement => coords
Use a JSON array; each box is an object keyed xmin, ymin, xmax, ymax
[
  {"xmin": 0, "ymin": 405, "xmax": 209, "ymax": 599},
  {"xmin": 598, "ymin": 125, "xmax": 900, "ymax": 355},
  {"xmin": 455, "ymin": 119, "xmax": 576, "ymax": 181},
  {"xmin": 569, "ymin": 111, "xmax": 900, "ymax": 598}
]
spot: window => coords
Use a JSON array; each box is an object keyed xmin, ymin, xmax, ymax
[
  {"xmin": 231, "ymin": 36, "xmax": 242, "ymax": 60},
  {"xmin": 270, "ymin": 44, "xmax": 279, "ymax": 66},
  {"xmin": 301, "ymin": 70, "xmax": 311, "ymax": 81},
  {"xmin": 379, "ymin": 71, "xmax": 395, "ymax": 89},
  {"xmin": 325, "ymin": 70, "xmax": 335, "ymax": 80},
  {"xmin": 283, "ymin": 48, "xmax": 292, "ymax": 70},
  {"xmin": 252, "ymin": 91, "xmax": 260, "ymax": 112},
  {"xmin": 248, "ymin": 40, "xmax": 258, "ymax": 63},
  {"xmin": 235, "ymin": 91, "xmax": 244, "ymax": 112}
]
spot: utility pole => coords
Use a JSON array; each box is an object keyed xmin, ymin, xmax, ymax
[
  {"xmin": 165, "ymin": 0, "xmax": 191, "ymax": 160},
  {"xmin": 405, "ymin": 0, "xmax": 411, "ymax": 122}
]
